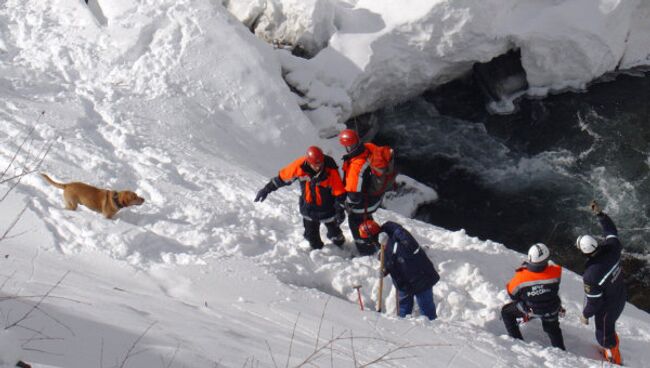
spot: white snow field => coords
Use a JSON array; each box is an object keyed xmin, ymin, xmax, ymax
[{"xmin": 0, "ymin": 0, "xmax": 649, "ymax": 367}]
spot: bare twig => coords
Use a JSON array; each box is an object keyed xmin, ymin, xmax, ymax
[
  {"xmin": 5, "ymin": 271, "xmax": 70, "ymax": 330},
  {"xmin": 293, "ymin": 330, "xmax": 348, "ymax": 368},
  {"xmin": 330, "ymin": 327, "xmax": 334, "ymax": 368},
  {"xmin": 0, "ymin": 205, "xmax": 28, "ymax": 242},
  {"xmin": 21, "ymin": 347, "xmax": 63, "ymax": 356},
  {"xmin": 350, "ymin": 331, "xmax": 357, "ymax": 368},
  {"xmin": 265, "ymin": 340, "xmax": 279, "ymax": 368},
  {"xmin": 163, "ymin": 342, "xmax": 181, "ymax": 368},
  {"xmin": 285, "ymin": 312, "xmax": 300, "ymax": 368},
  {"xmin": 0, "ymin": 141, "xmax": 53, "ymax": 201},
  {"xmin": 118, "ymin": 321, "xmax": 157, "ymax": 368},
  {"xmin": 10, "ymin": 323, "xmax": 55, "ymax": 339},
  {"xmin": 241, "ymin": 357, "xmax": 250, "ymax": 368},
  {"xmin": 32, "ymin": 304, "xmax": 75, "ymax": 335},
  {"xmin": 0, "ymin": 271, "xmax": 18, "ymax": 291},
  {"xmin": 314, "ymin": 297, "xmax": 330, "ymax": 350},
  {"xmin": 0, "ymin": 229, "xmax": 30, "ymax": 241},
  {"xmin": 0, "ymin": 125, "xmax": 36, "ymax": 182},
  {"xmin": 0, "ymin": 294, "xmax": 87, "ymax": 305},
  {"xmin": 358, "ymin": 341, "xmax": 410, "ymax": 367}
]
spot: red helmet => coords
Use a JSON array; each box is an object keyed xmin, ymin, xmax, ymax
[
  {"xmin": 339, "ymin": 129, "xmax": 359, "ymax": 148},
  {"xmin": 358, "ymin": 219, "xmax": 381, "ymax": 239},
  {"xmin": 305, "ymin": 146, "xmax": 324, "ymax": 167}
]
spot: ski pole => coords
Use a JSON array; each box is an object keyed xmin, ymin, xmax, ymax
[
  {"xmin": 353, "ymin": 285, "xmax": 364, "ymax": 311},
  {"xmin": 377, "ymin": 242, "xmax": 385, "ymax": 312}
]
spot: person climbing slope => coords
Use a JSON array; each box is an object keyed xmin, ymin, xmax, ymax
[{"xmin": 255, "ymin": 146, "xmax": 346, "ymax": 250}]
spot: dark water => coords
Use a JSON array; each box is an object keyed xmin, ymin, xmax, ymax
[{"xmin": 373, "ymin": 70, "xmax": 650, "ymax": 311}]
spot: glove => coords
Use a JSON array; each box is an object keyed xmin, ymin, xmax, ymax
[
  {"xmin": 559, "ymin": 307, "xmax": 566, "ymax": 318},
  {"xmin": 590, "ymin": 200, "xmax": 602, "ymax": 215},
  {"xmin": 580, "ymin": 314, "xmax": 589, "ymax": 325},
  {"xmin": 254, "ymin": 181, "xmax": 276, "ymax": 202}
]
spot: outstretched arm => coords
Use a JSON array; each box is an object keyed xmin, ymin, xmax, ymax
[
  {"xmin": 591, "ymin": 200, "xmax": 618, "ymax": 237},
  {"xmin": 254, "ymin": 177, "xmax": 290, "ymax": 202}
]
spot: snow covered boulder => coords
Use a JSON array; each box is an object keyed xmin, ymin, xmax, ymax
[
  {"xmin": 235, "ymin": 0, "xmax": 649, "ymax": 127},
  {"xmin": 226, "ymin": 0, "xmax": 337, "ymax": 56}
]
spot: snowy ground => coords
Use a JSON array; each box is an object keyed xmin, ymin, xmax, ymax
[{"xmin": 0, "ymin": 1, "xmax": 649, "ymax": 367}]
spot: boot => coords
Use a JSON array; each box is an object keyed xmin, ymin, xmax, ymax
[
  {"xmin": 603, "ymin": 334, "xmax": 623, "ymax": 365},
  {"xmin": 331, "ymin": 234, "xmax": 345, "ymax": 247}
]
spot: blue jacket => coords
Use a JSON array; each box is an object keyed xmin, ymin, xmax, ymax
[
  {"xmin": 380, "ymin": 222, "xmax": 440, "ymax": 294},
  {"xmin": 582, "ymin": 213, "xmax": 626, "ymax": 318}
]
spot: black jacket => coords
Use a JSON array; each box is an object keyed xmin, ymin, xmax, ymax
[
  {"xmin": 582, "ymin": 213, "xmax": 626, "ymax": 318},
  {"xmin": 380, "ymin": 221, "xmax": 439, "ymax": 294}
]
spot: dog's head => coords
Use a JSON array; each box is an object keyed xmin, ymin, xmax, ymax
[{"xmin": 117, "ymin": 191, "xmax": 145, "ymax": 207}]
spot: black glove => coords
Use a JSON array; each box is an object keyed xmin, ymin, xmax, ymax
[{"xmin": 254, "ymin": 181, "xmax": 277, "ymax": 202}]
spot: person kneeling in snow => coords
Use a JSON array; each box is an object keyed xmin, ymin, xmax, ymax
[
  {"xmin": 502, "ymin": 243, "xmax": 566, "ymax": 350},
  {"xmin": 359, "ymin": 220, "xmax": 439, "ymax": 320},
  {"xmin": 254, "ymin": 146, "xmax": 346, "ymax": 250}
]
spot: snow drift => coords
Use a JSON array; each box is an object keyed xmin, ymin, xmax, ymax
[{"xmin": 228, "ymin": 0, "xmax": 650, "ymax": 130}]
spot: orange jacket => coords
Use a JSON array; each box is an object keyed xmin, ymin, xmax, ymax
[
  {"xmin": 507, "ymin": 263, "xmax": 562, "ymax": 316},
  {"xmin": 342, "ymin": 145, "xmax": 372, "ymax": 193},
  {"xmin": 341, "ymin": 143, "xmax": 383, "ymax": 214},
  {"xmin": 276, "ymin": 155, "xmax": 345, "ymax": 219}
]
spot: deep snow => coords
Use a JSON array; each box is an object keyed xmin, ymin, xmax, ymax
[{"xmin": 0, "ymin": 0, "xmax": 649, "ymax": 367}]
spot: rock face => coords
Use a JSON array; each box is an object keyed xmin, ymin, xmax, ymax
[{"xmin": 226, "ymin": 0, "xmax": 650, "ymax": 133}]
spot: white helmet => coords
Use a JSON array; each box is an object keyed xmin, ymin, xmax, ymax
[
  {"xmin": 527, "ymin": 243, "xmax": 550, "ymax": 264},
  {"xmin": 576, "ymin": 235, "xmax": 598, "ymax": 255}
]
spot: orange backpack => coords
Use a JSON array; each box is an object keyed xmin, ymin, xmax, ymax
[{"xmin": 364, "ymin": 143, "xmax": 397, "ymax": 196}]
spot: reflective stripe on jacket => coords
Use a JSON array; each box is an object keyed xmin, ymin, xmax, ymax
[
  {"xmin": 342, "ymin": 143, "xmax": 382, "ymax": 213},
  {"xmin": 277, "ymin": 156, "xmax": 345, "ymax": 220}
]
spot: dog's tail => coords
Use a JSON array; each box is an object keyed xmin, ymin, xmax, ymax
[{"xmin": 41, "ymin": 173, "xmax": 66, "ymax": 189}]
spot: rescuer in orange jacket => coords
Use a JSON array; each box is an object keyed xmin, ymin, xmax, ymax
[
  {"xmin": 338, "ymin": 129, "xmax": 384, "ymax": 256},
  {"xmin": 502, "ymin": 243, "xmax": 565, "ymax": 350},
  {"xmin": 254, "ymin": 146, "xmax": 346, "ymax": 250}
]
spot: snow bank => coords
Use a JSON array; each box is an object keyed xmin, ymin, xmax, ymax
[
  {"xmin": 237, "ymin": 0, "xmax": 650, "ymax": 129},
  {"xmin": 226, "ymin": 0, "xmax": 336, "ymax": 56}
]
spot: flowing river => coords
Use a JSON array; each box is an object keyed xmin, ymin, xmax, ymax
[{"xmin": 373, "ymin": 70, "xmax": 650, "ymax": 311}]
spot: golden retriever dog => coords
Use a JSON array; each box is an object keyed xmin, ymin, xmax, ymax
[{"xmin": 41, "ymin": 173, "xmax": 145, "ymax": 219}]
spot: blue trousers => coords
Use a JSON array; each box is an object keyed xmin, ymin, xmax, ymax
[{"xmin": 398, "ymin": 288, "xmax": 436, "ymax": 320}]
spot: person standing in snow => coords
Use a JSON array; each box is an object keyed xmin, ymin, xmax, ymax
[
  {"xmin": 338, "ymin": 129, "xmax": 386, "ymax": 255},
  {"xmin": 254, "ymin": 146, "xmax": 346, "ymax": 250},
  {"xmin": 576, "ymin": 201, "xmax": 625, "ymax": 365},
  {"xmin": 502, "ymin": 243, "xmax": 566, "ymax": 350},
  {"xmin": 359, "ymin": 219, "xmax": 439, "ymax": 320}
]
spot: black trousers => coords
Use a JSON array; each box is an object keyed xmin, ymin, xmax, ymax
[
  {"xmin": 594, "ymin": 298, "xmax": 625, "ymax": 348},
  {"xmin": 303, "ymin": 218, "xmax": 343, "ymax": 249},
  {"xmin": 347, "ymin": 212, "xmax": 377, "ymax": 255},
  {"xmin": 501, "ymin": 302, "xmax": 565, "ymax": 350}
]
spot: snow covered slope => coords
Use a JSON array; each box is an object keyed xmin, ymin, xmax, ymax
[
  {"xmin": 229, "ymin": 0, "xmax": 650, "ymax": 128},
  {"xmin": 0, "ymin": 1, "xmax": 649, "ymax": 367}
]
